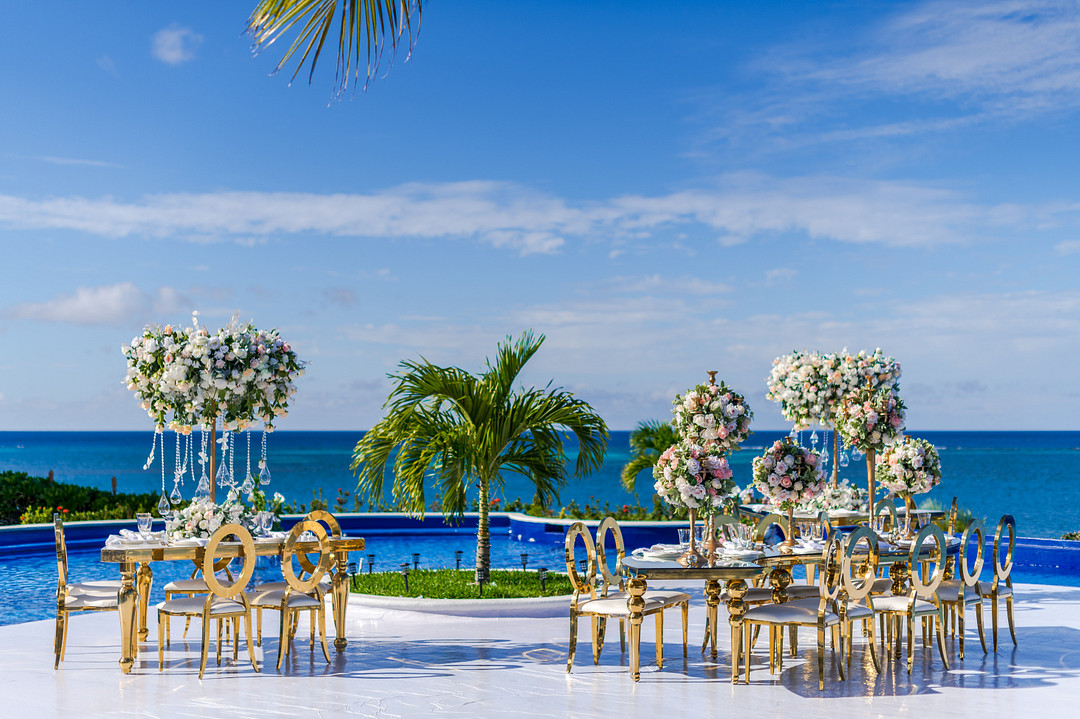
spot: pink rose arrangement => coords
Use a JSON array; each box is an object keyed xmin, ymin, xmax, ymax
[
  {"xmin": 875, "ymin": 437, "xmax": 941, "ymax": 496},
  {"xmin": 835, "ymin": 385, "xmax": 906, "ymax": 453},
  {"xmin": 652, "ymin": 441, "xmax": 736, "ymax": 515},
  {"xmin": 751, "ymin": 438, "xmax": 828, "ymax": 511},
  {"xmin": 672, "ymin": 381, "xmax": 752, "ymax": 454}
]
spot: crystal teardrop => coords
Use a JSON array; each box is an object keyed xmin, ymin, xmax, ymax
[
  {"xmin": 157, "ymin": 494, "xmax": 171, "ymax": 516},
  {"xmin": 259, "ymin": 464, "xmax": 271, "ymax": 486}
]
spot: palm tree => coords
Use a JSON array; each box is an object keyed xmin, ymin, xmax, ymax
[
  {"xmin": 246, "ymin": 0, "xmax": 422, "ymax": 96},
  {"xmin": 351, "ymin": 331, "xmax": 608, "ymax": 580},
  {"xmin": 620, "ymin": 419, "xmax": 679, "ymax": 493}
]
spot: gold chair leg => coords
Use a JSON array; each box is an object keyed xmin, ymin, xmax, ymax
[
  {"xmin": 865, "ymin": 615, "xmax": 880, "ymax": 673},
  {"xmin": 319, "ymin": 607, "xmax": 331, "ymax": 663},
  {"xmin": 199, "ymin": 615, "xmax": 211, "ymax": 680},
  {"xmin": 935, "ymin": 611, "xmax": 950, "ymax": 670},
  {"xmin": 958, "ymin": 601, "xmax": 966, "ymax": 659},
  {"xmin": 244, "ymin": 612, "xmax": 260, "ymax": 673},
  {"xmin": 157, "ymin": 611, "xmax": 165, "ymax": 670},
  {"xmin": 277, "ymin": 609, "xmax": 289, "ymax": 670},
  {"xmin": 975, "ymin": 599, "xmax": 987, "ymax": 653},
  {"xmin": 1007, "ymin": 595, "xmax": 1017, "ymax": 646},
  {"xmin": 53, "ymin": 612, "xmax": 65, "ymax": 669},
  {"xmin": 619, "ymin": 618, "xmax": 626, "ymax": 653},
  {"xmin": 744, "ymin": 623, "xmax": 752, "ymax": 683},
  {"xmin": 991, "ymin": 593, "xmax": 999, "ymax": 651},
  {"xmin": 256, "ymin": 608, "xmax": 262, "ymax": 647},
  {"xmin": 817, "ymin": 626, "xmax": 826, "ymax": 690},
  {"xmin": 906, "ymin": 614, "xmax": 915, "ymax": 674},
  {"xmin": 566, "ymin": 614, "xmax": 578, "ymax": 673},
  {"xmin": 595, "ymin": 617, "xmax": 607, "ymax": 661},
  {"xmin": 681, "ymin": 602, "xmax": 688, "ymax": 657},
  {"xmin": 655, "ymin": 612, "xmax": 664, "ymax": 669},
  {"xmin": 777, "ymin": 626, "xmax": 785, "ymax": 673},
  {"xmin": 591, "ymin": 616, "xmax": 601, "ymax": 664},
  {"xmin": 216, "ymin": 619, "xmax": 223, "ymax": 666}
]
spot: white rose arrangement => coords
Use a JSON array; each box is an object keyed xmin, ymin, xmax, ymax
[
  {"xmin": 835, "ymin": 385, "xmax": 906, "ymax": 453},
  {"xmin": 165, "ymin": 488, "xmax": 255, "ymax": 540},
  {"xmin": 672, "ymin": 381, "xmax": 752, "ymax": 454}
]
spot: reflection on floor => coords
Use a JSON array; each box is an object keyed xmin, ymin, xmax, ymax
[{"xmin": 5, "ymin": 582, "xmax": 1080, "ymax": 718}]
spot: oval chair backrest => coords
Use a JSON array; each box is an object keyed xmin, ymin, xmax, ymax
[
  {"xmin": 816, "ymin": 510, "xmax": 834, "ymax": 542},
  {"xmin": 842, "ymin": 526, "xmax": 879, "ymax": 604},
  {"xmin": 712, "ymin": 514, "xmax": 742, "ymax": 542},
  {"xmin": 282, "ymin": 520, "xmax": 332, "ymax": 593},
  {"xmin": 53, "ymin": 513, "xmax": 69, "ymax": 589},
  {"xmin": 874, "ymin": 499, "xmax": 898, "ymax": 533},
  {"xmin": 819, "ymin": 529, "xmax": 843, "ymax": 602},
  {"xmin": 595, "ymin": 517, "xmax": 624, "ymax": 591},
  {"xmin": 908, "ymin": 523, "xmax": 947, "ymax": 600},
  {"xmin": 297, "ymin": 510, "xmax": 341, "ymax": 577},
  {"xmin": 752, "ymin": 513, "xmax": 788, "ymax": 544},
  {"xmin": 202, "ymin": 523, "xmax": 256, "ymax": 600},
  {"xmin": 564, "ymin": 522, "xmax": 597, "ymax": 599},
  {"xmin": 959, "ymin": 518, "xmax": 986, "ymax": 588},
  {"xmin": 994, "ymin": 515, "xmax": 1016, "ymax": 585}
]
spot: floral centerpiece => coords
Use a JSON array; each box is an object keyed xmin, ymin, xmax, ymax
[
  {"xmin": 165, "ymin": 489, "xmax": 254, "ymax": 541},
  {"xmin": 876, "ymin": 437, "xmax": 941, "ymax": 496},
  {"xmin": 797, "ymin": 479, "xmax": 864, "ymax": 513},
  {"xmin": 672, "ymin": 381, "xmax": 752, "ymax": 454},
  {"xmin": 766, "ymin": 351, "xmax": 824, "ymax": 430},
  {"xmin": 751, "ymin": 438, "xmax": 828, "ymax": 511},
  {"xmin": 835, "ymin": 384, "xmax": 906, "ymax": 508},
  {"xmin": 653, "ymin": 441, "xmax": 736, "ymax": 515}
]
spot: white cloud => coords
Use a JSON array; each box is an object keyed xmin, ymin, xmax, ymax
[
  {"xmin": 6, "ymin": 282, "xmax": 188, "ymax": 326},
  {"xmin": 765, "ymin": 268, "xmax": 797, "ymax": 284},
  {"xmin": 152, "ymin": 25, "xmax": 203, "ymax": 66},
  {"xmin": 1055, "ymin": 240, "xmax": 1080, "ymax": 255},
  {"xmin": 35, "ymin": 155, "xmax": 122, "ymax": 168},
  {"xmin": 0, "ymin": 174, "xmax": 1022, "ymax": 253}
]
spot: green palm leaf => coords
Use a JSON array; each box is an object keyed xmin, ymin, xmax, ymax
[{"xmin": 620, "ymin": 419, "xmax": 680, "ymax": 492}]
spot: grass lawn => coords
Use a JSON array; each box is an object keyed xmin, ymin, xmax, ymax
[{"xmin": 350, "ymin": 568, "xmax": 574, "ymax": 599}]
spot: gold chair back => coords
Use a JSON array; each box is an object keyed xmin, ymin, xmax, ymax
[
  {"xmin": 819, "ymin": 530, "xmax": 843, "ymax": 602},
  {"xmin": 53, "ymin": 513, "xmax": 70, "ymax": 592},
  {"xmin": 564, "ymin": 522, "xmax": 597, "ymax": 601},
  {"xmin": 948, "ymin": 496, "xmax": 959, "ymax": 536},
  {"xmin": 202, "ymin": 524, "xmax": 256, "ymax": 600},
  {"xmin": 993, "ymin": 515, "xmax": 1016, "ymax": 585},
  {"xmin": 842, "ymin": 526, "xmax": 880, "ymax": 604},
  {"xmin": 752, "ymin": 513, "xmax": 788, "ymax": 543},
  {"xmin": 908, "ymin": 524, "xmax": 947, "ymax": 600},
  {"xmin": 282, "ymin": 520, "xmax": 333, "ymax": 593},
  {"xmin": 595, "ymin": 517, "xmax": 625, "ymax": 593},
  {"xmin": 873, "ymin": 498, "xmax": 898, "ymax": 532},
  {"xmin": 959, "ymin": 518, "xmax": 986, "ymax": 588},
  {"xmin": 712, "ymin": 514, "xmax": 741, "ymax": 542},
  {"xmin": 816, "ymin": 510, "xmax": 834, "ymax": 541},
  {"xmin": 297, "ymin": 510, "xmax": 341, "ymax": 576}
]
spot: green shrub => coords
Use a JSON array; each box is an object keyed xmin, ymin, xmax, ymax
[
  {"xmin": 0, "ymin": 471, "xmax": 162, "ymax": 525},
  {"xmin": 1062, "ymin": 531, "xmax": 1080, "ymax": 541},
  {"xmin": 350, "ymin": 568, "xmax": 573, "ymax": 599}
]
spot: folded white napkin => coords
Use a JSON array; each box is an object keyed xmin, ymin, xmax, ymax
[{"xmin": 171, "ymin": 537, "xmax": 208, "ymax": 547}]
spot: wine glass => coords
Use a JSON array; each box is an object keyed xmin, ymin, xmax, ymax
[
  {"xmin": 256, "ymin": 511, "xmax": 273, "ymax": 538},
  {"xmin": 136, "ymin": 512, "xmax": 153, "ymax": 540}
]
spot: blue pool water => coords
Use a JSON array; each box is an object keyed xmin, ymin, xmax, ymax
[{"xmin": 1, "ymin": 529, "xmax": 568, "ymax": 627}]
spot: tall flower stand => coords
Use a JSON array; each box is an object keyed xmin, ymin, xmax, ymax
[
  {"xmin": 865, "ymin": 448, "xmax": 876, "ymax": 513},
  {"xmin": 678, "ymin": 509, "xmax": 707, "ymax": 568}
]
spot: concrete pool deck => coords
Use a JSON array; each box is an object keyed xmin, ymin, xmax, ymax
[{"xmin": 4, "ymin": 580, "xmax": 1080, "ymax": 718}]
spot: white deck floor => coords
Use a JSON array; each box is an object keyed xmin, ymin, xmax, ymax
[{"xmin": 4, "ymin": 581, "xmax": 1080, "ymax": 718}]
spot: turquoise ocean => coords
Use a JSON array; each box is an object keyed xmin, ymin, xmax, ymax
[{"xmin": 2, "ymin": 430, "xmax": 1078, "ymax": 538}]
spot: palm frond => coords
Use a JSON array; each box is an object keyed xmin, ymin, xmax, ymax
[{"xmin": 620, "ymin": 419, "xmax": 680, "ymax": 492}]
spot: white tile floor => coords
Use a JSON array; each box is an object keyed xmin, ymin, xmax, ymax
[{"xmin": 5, "ymin": 581, "xmax": 1080, "ymax": 718}]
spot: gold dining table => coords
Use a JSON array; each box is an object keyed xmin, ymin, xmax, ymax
[
  {"xmin": 100, "ymin": 535, "xmax": 365, "ymax": 674},
  {"xmin": 621, "ymin": 556, "xmax": 764, "ymax": 683}
]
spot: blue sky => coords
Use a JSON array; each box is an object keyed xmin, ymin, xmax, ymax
[{"xmin": 2, "ymin": 1, "xmax": 1079, "ymax": 432}]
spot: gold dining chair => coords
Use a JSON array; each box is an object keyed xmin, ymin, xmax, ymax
[
  {"xmin": 936, "ymin": 517, "xmax": 987, "ymax": 659},
  {"xmin": 594, "ymin": 516, "xmax": 690, "ymax": 659},
  {"xmin": 156, "ymin": 523, "xmax": 260, "ymax": 679},
  {"xmin": 870, "ymin": 523, "xmax": 950, "ymax": 674},
  {"xmin": 741, "ymin": 530, "xmax": 848, "ymax": 690},
  {"xmin": 247, "ymin": 519, "xmax": 333, "ymax": 669},
  {"xmin": 161, "ymin": 556, "xmax": 236, "ymax": 645},
  {"xmin": 53, "ymin": 513, "xmax": 121, "ymax": 668},
  {"xmin": 565, "ymin": 522, "xmax": 688, "ymax": 673},
  {"xmin": 837, "ymin": 526, "xmax": 881, "ymax": 673},
  {"xmin": 979, "ymin": 515, "xmax": 1017, "ymax": 651}
]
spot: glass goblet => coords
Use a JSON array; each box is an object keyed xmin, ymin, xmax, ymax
[{"xmin": 136, "ymin": 512, "xmax": 153, "ymax": 539}]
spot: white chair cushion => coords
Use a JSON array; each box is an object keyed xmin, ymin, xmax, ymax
[
  {"xmin": 868, "ymin": 577, "xmax": 895, "ymax": 594},
  {"xmin": 939, "ymin": 580, "xmax": 982, "ymax": 604},
  {"xmin": 841, "ymin": 601, "xmax": 874, "ymax": 621},
  {"xmin": 872, "ymin": 594, "xmax": 940, "ymax": 616},
  {"xmin": 252, "ymin": 576, "xmax": 331, "ymax": 593},
  {"xmin": 163, "ymin": 577, "xmax": 210, "ymax": 593},
  {"xmin": 744, "ymin": 598, "xmax": 839, "ymax": 625},
  {"xmin": 157, "ymin": 596, "xmax": 247, "ymax": 616},
  {"xmin": 65, "ymin": 593, "xmax": 118, "ymax": 609},
  {"xmin": 978, "ymin": 581, "xmax": 1013, "ymax": 597},
  {"xmin": 247, "ymin": 589, "xmax": 322, "ymax": 609},
  {"xmin": 577, "ymin": 595, "xmax": 669, "ymax": 616},
  {"xmin": 721, "ymin": 587, "xmax": 776, "ymax": 603},
  {"xmin": 67, "ymin": 580, "xmax": 122, "ymax": 596},
  {"xmin": 785, "ymin": 585, "xmax": 822, "ymax": 599}
]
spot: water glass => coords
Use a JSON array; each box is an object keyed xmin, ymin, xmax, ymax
[
  {"xmin": 677, "ymin": 528, "xmax": 690, "ymax": 547},
  {"xmin": 256, "ymin": 511, "xmax": 273, "ymax": 537},
  {"xmin": 136, "ymin": 512, "xmax": 153, "ymax": 539}
]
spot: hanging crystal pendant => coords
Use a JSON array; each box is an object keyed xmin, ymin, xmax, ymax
[
  {"xmin": 194, "ymin": 473, "xmax": 211, "ymax": 500},
  {"xmin": 788, "ymin": 427, "xmax": 798, "ymax": 440},
  {"xmin": 851, "ymin": 447, "xmax": 864, "ymax": 461},
  {"xmin": 810, "ymin": 431, "xmax": 819, "ymax": 448},
  {"xmin": 169, "ymin": 481, "xmax": 183, "ymax": 505},
  {"xmin": 259, "ymin": 464, "xmax": 271, "ymax": 486},
  {"xmin": 821, "ymin": 445, "xmax": 830, "ymax": 463},
  {"xmin": 215, "ymin": 458, "xmax": 231, "ymax": 488},
  {"xmin": 839, "ymin": 450, "xmax": 850, "ymax": 468},
  {"xmin": 157, "ymin": 493, "xmax": 171, "ymax": 516},
  {"xmin": 240, "ymin": 473, "xmax": 255, "ymax": 494}
]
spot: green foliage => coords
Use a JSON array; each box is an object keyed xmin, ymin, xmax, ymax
[
  {"xmin": 920, "ymin": 498, "xmax": 979, "ymax": 532},
  {"xmin": 350, "ymin": 568, "xmax": 573, "ymax": 599},
  {"xmin": 352, "ymin": 331, "xmax": 608, "ymax": 575},
  {"xmin": 1062, "ymin": 531, "xmax": 1080, "ymax": 541},
  {"xmin": 620, "ymin": 419, "xmax": 680, "ymax": 492},
  {"xmin": 502, "ymin": 494, "xmax": 682, "ymax": 521},
  {"xmin": 1, "ymin": 471, "xmax": 161, "ymax": 526}
]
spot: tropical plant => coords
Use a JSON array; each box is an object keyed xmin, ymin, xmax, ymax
[
  {"xmin": 620, "ymin": 419, "xmax": 680, "ymax": 492},
  {"xmin": 247, "ymin": 0, "xmax": 422, "ymax": 96},
  {"xmin": 351, "ymin": 332, "xmax": 608, "ymax": 581}
]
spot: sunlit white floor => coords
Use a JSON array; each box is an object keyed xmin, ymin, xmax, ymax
[{"xmin": 4, "ymin": 582, "xmax": 1080, "ymax": 718}]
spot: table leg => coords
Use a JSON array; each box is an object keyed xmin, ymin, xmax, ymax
[
  {"xmin": 626, "ymin": 576, "xmax": 647, "ymax": 682},
  {"xmin": 725, "ymin": 578, "xmax": 749, "ymax": 684},
  {"xmin": 769, "ymin": 565, "xmax": 792, "ymax": 605},
  {"xmin": 332, "ymin": 549, "xmax": 350, "ymax": 651},
  {"xmin": 136, "ymin": 561, "xmax": 153, "ymax": 642},
  {"xmin": 117, "ymin": 562, "xmax": 138, "ymax": 674},
  {"xmin": 890, "ymin": 561, "xmax": 910, "ymax": 596},
  {"xmin": 704, "ymin": 579, "xmax": 722, "ymax": 660}
]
